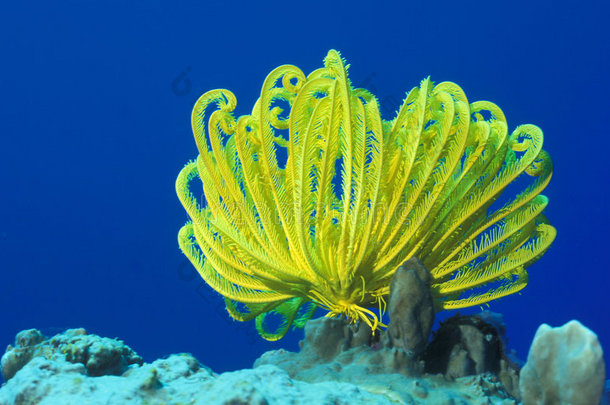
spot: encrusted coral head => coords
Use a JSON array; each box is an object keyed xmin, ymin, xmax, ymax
[{"xmin": 176, "ymin": 50, "xmax": 555, "ymax": 340}]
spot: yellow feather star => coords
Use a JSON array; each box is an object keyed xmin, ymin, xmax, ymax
[{"xmin": 176, "ymin": 50, "xmax": 556, "ymax": 340}]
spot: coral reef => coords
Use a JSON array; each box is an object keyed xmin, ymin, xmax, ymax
[
  {"xmin": 519, "ymin": 320, "xmax": 606, "ymax": 405},
  {"xmin": 1, "ymin": 327, "xmax": 141, "ymax": 381},
  {"xmin": 1, "ymin": 269, "xmax": 606, "ymax": 404},
  {"xmin": 1, "ymin": 348, "xmax": 398, "ymax": 405},
  {"xmin": 0, "ymin": 327, "xmax": 517, "ymax": 405},
  {"xmin": 1, "ymin": 319, "xmax": 607, "ymax": 404}
]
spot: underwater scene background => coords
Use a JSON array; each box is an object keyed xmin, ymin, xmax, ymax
[{"xmin": 1, "ymin": 0, "xmax": 609, "ymax": 383}]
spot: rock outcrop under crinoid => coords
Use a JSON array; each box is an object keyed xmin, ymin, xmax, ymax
[
  {"xmin": 254, "ymin": 258, "xmax": 520, "ymax": 402},
  {"xmin": 385, "ymin": 257, "xmax": 435, "ymax": 359}
]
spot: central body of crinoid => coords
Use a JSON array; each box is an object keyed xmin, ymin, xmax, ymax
[{"xmin": 308, "ymin": 280, "xmax": 389, "ymax": 332}]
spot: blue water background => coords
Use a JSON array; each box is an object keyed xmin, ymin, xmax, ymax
[{"xmin": 1, "ymin": 1, "xmax": 609, "ymax": 377}]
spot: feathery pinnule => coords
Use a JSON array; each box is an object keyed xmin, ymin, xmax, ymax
[{"xmin": 176, "ymin": 50, "xmax": 555, "ymax": 340}]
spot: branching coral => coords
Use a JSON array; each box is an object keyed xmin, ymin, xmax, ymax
[{"xmin": 176, "ymin": 50, "xmax": 555, "ymax": 340}]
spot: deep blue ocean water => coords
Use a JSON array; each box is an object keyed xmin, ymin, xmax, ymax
[{"xmin": 1, "ymin": 0, "xmax": 609, "ymax": 381}]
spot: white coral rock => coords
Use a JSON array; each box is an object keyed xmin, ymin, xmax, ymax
[{"xmin": 520, "ymin": 320, "xmax": 606, "ymax": 405}]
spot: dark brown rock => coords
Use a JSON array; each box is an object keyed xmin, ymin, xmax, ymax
[
  {"xmin": 424, "ymin": 314, "xmax": 504, "ymax": 377},
  {"xmin": 386, "ymin": 257, "xmax": 435, "ymax": 359},
  {"xmin": 422, "ymin": 312, "xmax": 520, "ymax": 399}
]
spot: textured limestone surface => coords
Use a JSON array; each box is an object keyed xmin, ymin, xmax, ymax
[
  {"xmin": 519, "ymin": 320, "xmax": 606, "ymax": 405},
  {"xmin": 0, "ymin": 352, "xmax": 399, "ymax": 405},
  {"xmin": 0, "ymin": 328, "xmax": 518, "ymax": 405},
  {"xmin": 1, "ymin": 327, "xmax": 142, "ymax": 381},
  {"xmin": 1, "ymin": 322, "xmax": 607, "ymax": 404}
]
